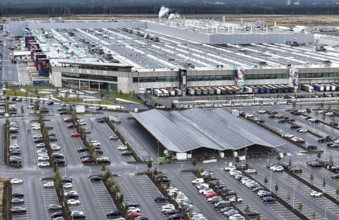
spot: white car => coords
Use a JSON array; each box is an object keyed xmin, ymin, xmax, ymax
[
  {"xmin": 26, "ymin": 105, "xmax": 34, "ymax": 109},
  {"xmin": 224, "ymin": 166, "xmax": 236, "ymax": 171},
  {"xmin": 38, "ymin": 162, "xmax": 50, "ymax": 167},
  {"xmin": 297, "ymin": 128, "xmax": 308, "ymax": 133},
  {"xmin": 245, "ymin": 169, "xmax": 257, "ymax": 174},
  {"xmin": 310, "ymin": 191, "xmax": 323, "ymax": 197},
  {"xmin": 31, "ymin": 123, "xmax": 41, "ymax": 127},
  {"xmin": 117, "ymin": 145, "xmax": 128, "ymax": 150},
  {"xmin": 36, "ymin": 143, "xmax": 46, "ymax": 148},
  {"xmin": 32, "ymin": 126, "xmax": 41, "ymax": 130},
  {"xmin": 127, "ymin": 207, "xmax": 141, "ymax": 213},
  {"xmin": 109, "ymin": 135, "xmax": 118, "ymax": 140},
  {"xmin": 63, "ymin": 183, "xmax": 73, "ymax": 189},
  {"xmin": 89, "ymin": 140, "xmax": 100, "ymax": 146},
  {"xmin": 192, "ymin": 178, "xmax": 204, "ymax": 184},
  {"xmin": 270, "ymin": 165, "xmax": 284, "ymax": 172},
  {"xmin": 161, "ymin": 204, "xmax": 175, "ymax": 212},
  {"xmin": 229, "ymin": 196, "xmax": 243, "ymax": 203},
  {"xmin": 38, "ymin": 156, "xmax": 50, "ymax": 161},
  {"xmin": 43, "ymin": 182, "xmax": 54, "ymax": 188},
  {"xmin": 37, "ymin": 149, "xmax": 47, "ymax": 154},
  {"xmin": 258, "ymin": 110, "xmax": 266, "ymax": 114},
  {"xmin": 245, "ymin": 113, "xmax": 254, "ymax": 118},
  {"xmin": 298, "ymin": 109, "xmax": 306, "ymax": 113},
  {"xmin": 37, "ymin": 152, "xmax": 49, "ymax": 157},
  {"xmin": 10, "ymin": 178, "xmax": 23, "ymax": 184},
  {"xmin": 284, "ymin": 134, "xmax": 294, "ymax": 138},
  {"xmin": 50, "ymin": 144, "xmax": 61, "ymax": 151},
  {"xmin": 67, "ymin": 199, "xmax": 81, "ymax": 205}
]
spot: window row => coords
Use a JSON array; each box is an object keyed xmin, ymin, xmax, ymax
[{"xmin": 62, "ymin": 73, "xmax": 117, "ymax": 82}]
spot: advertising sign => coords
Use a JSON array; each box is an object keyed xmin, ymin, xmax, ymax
[
  {"xmin": 178, "ymin": 68, "xmax": 187, "ymax": 94},
  {"xmin": 37, "ymin": 59, "xmax": 50, "ymax": 77},
  {"xmin": 289, "ymin": 68, "xmax": 299, "ymax": 87},
  {"xmin": 235, "ymin": 67, "xmax": 245, "ymax": 89}
]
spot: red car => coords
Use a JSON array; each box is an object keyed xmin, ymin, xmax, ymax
[
  {"xmin": 82, "ymin": 157, "xmax": 94, "ymax": 163},
  {"xmin": 71, "ymin": 133, "xmax": 81, "ymax": 137},
  {"xmin": 128, "ymin": 212, "xmax": 142, "ymax": 218},
  {"xmin": 205, "ymin": 192, "xmax": 218, "ymax": 198},
  {"xmin": 64, "ymin": 118, "xmax": 73, "ymax": 123}
]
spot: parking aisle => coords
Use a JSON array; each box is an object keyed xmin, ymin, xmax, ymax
[
  {"xmin": 167, "ymin": 171, "xmax": 224, "ymax": 220},
  {"xmin": 12, "ymin": 180, "xmax": 29, "ymax": 220},
  {"xmin": 89, "ymin": 177, "xmax": 117, "ymax": 217},
  {"xmin": 297, "ymin": 166, "xmax": 339, "ymax": 217},
  {"xmin": 135, "ymin": 175, "xmax": 170, "ymax": 219},
  {"xmin": 41, "ymin": 179, "xmax": 59, "ymax": 220},
  {"xmin": 73, "ymin": 175, "xmax": 106, "ymax": 220},
  {"xmin": 115, "ymin": 175, "xmax": 137, "ymax": 204},
  {"xmin": 252, "ymin": 166, "xmax": 325, "ymax": 219}
]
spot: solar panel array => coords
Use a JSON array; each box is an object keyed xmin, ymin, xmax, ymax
[{"xmin": 131, "ymin": 109, "xmax": 282, "ymax": 153}]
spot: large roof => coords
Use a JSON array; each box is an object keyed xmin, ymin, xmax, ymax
[{"xmin": 131, "ymin": 108, "xmax": 284, "ymax": 153}]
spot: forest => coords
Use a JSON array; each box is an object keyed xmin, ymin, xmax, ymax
[{"xmin": 1, "ymin": 3, "xmax": 339, "ymax": 16}]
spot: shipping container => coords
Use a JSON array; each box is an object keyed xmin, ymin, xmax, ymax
[
  {"xmin": 161, "ymin": 89, "xmax": 169, "ymax": 97},
  {"xmin": 213, "ymin": 87, "xmax": 221, "ymax": 95},
  {"xmin": 206, "ymin": 87, "xmax": 215, "ymax": 95},
  {"xmin": 243, "ymin": 86, "xmax": 253, "ymax": 93},
  {"xmin": 194, "ymin": 87, "xmax": 202, "ymax": 96},
  {"xmin": 199, "ymin": 87, "xmax": 208, "ymax": 95},
  {"xmin": 174, "ymin": 88, "xmax": 182, "ymax": 96},
  {"xmin": 219, "ymin": 87, "xmax": 227, "ymax": 95}
]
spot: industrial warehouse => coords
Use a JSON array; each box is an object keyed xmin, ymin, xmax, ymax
[{"xmin": 3, "ymin": 17, "xmax": 339, "ymax": 97}]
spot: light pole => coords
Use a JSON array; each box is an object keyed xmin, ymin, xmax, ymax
[
  {"xmin": 157, "ymin": 140, "xmax": 160, "ymax": 172},
  {"xmin": 269, "ymin": 169, "xmax": 272, "ymax": 192},
  {"xmin": 324, "ymin": 207, "xmax": 327, "ymax": 220},
  {"xmin": 292, "ymin": 186, "xmax": 296, "ymax": 210}
]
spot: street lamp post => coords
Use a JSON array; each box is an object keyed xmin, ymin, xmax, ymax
[
  {"xmin": 269, "ymin": 169, "xmax": 272, "ymax": 192},
  {"xmin": 157, "ymin": 141, "xmax": 160, "ymax": 172},
  {"xmin": 292, "ymin": 187, "xmax": 296, "ymax": 210}
]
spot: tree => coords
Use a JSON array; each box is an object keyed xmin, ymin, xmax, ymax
[
  {"xmin": 310, "ymin": 173, "xmax": 314, "ymax": 185},
  {"xmin": 112, "ymin": 183, "xmax": 120, "ymax": 199},
  {"xmin": 264, "ymin": 176, "xmax": 268, "ymax": 185},
  {"xmin": 244, "ymin": 204, "xmax": 250, "ymax": 215},
  {"xmin": 317, "ymin": 152, "xmax": 322, "ymax": 159},
  {"xmin": 306, "ymin": 108, "xmax": 311, "ymax": 114},
  {"xmin": 336, "ymin": 187, "xmax": 339, "ymax": 201},
  {"xmin": 198, "ymin": 166, "xmax": 204, "ymax": 174},
  {"xmin": 311, "ymin": 209, "xmax": 317, "ymax": 220},
  {"xmin": 292, "ymin": 101, "xmax": 296, "ymax": 109},
  {"xmin": 288, "ymin": 157, "xmax": 292, "ymax": 166},
  {"xmin": 287, "ymin": 191, "xmax": 291, "ymax": 202},
  {"xmin": 276, "ymin": 154, "xmax": 282, "ymax": 163},
  {"xmin": 256, "ymin": 215, "xmax": 261, "ymax": 220},
  {"xmin": 235, "ymin": 156, "xmax": 240, "ymax": 164},
  {"xmin": 275, "ymin": 183, "xmax": 279, "ymax": 192},
  {"xmin": 21, "ymin": 105, "xmax": 24, "ymax": 114},
  {"xmin": 147, "ymin": 160, "xmax": 152, "ymax": 172},
  {"xmin": 34, "ymin": 100, "xmax": 40, "ymax": 111},
  {"xmin": 323, "ymin": 178, "xmax": 326, "ymax": 188},
  {"xmin": 192, "ymin": 158, "xmax": 197, "ymax": 171},
  {"xmin": 298, "ymin": 203, "xmax": 303, "ymax": 211}
]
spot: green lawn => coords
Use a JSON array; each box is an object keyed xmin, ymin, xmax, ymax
[{"xmin": 112, "ymin": 93, "xmax": 143, "ymax": 104}]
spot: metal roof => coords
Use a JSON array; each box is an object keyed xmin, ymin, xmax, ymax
[{"xmin": 131, "ymin": 108, "xmax": 280, "ymax": 153}]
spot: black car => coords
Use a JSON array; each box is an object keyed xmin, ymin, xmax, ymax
[
  {"xmin": 62, "ymin": 176, "xmax": 73, "ymax": 183},
  {"xmin": 45, "ymin": 125, "xmax": 54, "ymax": 130},
  {"xmin": 164, "ymin": 209, "xmax": 179, "ymax": 216},
  {"xmin": 54, "ymin": 159, "xmax": 66, "ymax": 167},
  {"xmin": 290, "ymin": 124, "xmax": 301, "ymax": 129},
  {"xmin": 48, "ymin": 204, "xmax": 62, "ymax": 212},
  {"xmin": 51, "ymin": 211, "xmax": 63, "ymax": 218},
  {"xmin": 77, "ymin": 148, "xmax": 88, "ymax": 153},
  {"xmin": 59, "ymin": 111, "xmax": 68, "ymax": 115},
  {"xmin": 33, "ymin": 138, "xmax": 44, "ymax": 143},
  {"xmin": 121, "ymin": 150, "xmax": 132, "ymax": 156},
  {"xmin": 89, "ymin": 175, "xmax": 103, "ymax": 182},
  {"xmin": 49, "ymin": 137, "xmax": 57, "ymax": 142},
  {"xmin": 154, "ymin": 196, "xmax": 167, "ymax": 202},
  {"xmin": 47, "ymin": 101, "xmax": 54, "ymax": 105},
  {"xmin": 168, "ymin": 213, "xmax": 183, "ymax": 220},
  {"xmin": 331, "ymin": 174, "xmax": 339, "ymax": 179},
  {"xmin": 66, "ymin": 124, "xmax": 74, "ymax": 129},
  {"xmin": 106, "ymin": 210, "xmax": 121, "ymax": 218},
  {"xmin": 306, "ymin": 145, "xmax": 318, "ymax": 150},
  {"xmin": 246, "ymin": 212, "xmax": 260, "ymax": 218},
  {"xmin": 12, "ymin": 193, "xmax": 24, "ymax": 198}
]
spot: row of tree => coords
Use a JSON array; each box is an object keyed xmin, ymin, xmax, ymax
[{"xmin": 2, "ymin": 4, "xmax": 339, "ymax": 15}]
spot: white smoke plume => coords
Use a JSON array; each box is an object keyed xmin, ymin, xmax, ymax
[
  {"xmin": 168, "ymin": 13, "xmax": 180, "ymax": 20},
  {"xmin": 159, "ymin": 6, "xmax": 170, "ymax": 19}
]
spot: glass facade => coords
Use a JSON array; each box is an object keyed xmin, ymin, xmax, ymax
[
  {"xmin": 299, "ymin": 72, "xmax": 338, "ymax": 78},
  {"xmin": 62, "ymin": 72, "xmax": 117, "ymax": 82},
  {"xmin": 133, "ymin": 76, "xmax": 178, "ymax": 83}
]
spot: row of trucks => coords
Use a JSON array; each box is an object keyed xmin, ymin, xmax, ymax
[
  {"xmin": 301, "ymin": 83, "xmax": 339, "ymax": 92},
  {"xmin": 153, "ymin": 84, "xmax": 297, "ymax": 97}
]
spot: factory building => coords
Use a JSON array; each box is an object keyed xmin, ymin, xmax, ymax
[{"xmin": 4, "ymin": 18, "xmax": 339, "ymax": 95}]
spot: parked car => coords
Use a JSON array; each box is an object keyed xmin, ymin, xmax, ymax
[
  {"xmin": 154, "ymin": 196, "xmax": 167, "ymax": 202},
  {"xmin": 310, "ymin": 191, "xmax": 323, "ymax": 197}
]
